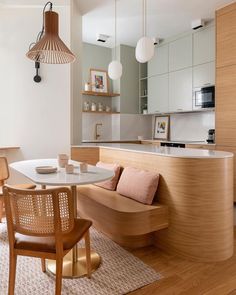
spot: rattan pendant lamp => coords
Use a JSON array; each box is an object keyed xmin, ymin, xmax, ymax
[{"xmin": 26, "ymin": 1, "xmax": 75, "ymax": 64}]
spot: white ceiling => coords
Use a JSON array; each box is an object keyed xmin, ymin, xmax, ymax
[{"xmin": 80, "ymin": 0, "xmax": 233, "ymax": 48}]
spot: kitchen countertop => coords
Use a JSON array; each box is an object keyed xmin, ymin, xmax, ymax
[
  {"xmin": 0, "ymin": 146, "xmax": 20, "ymax": 150},
  {"xmin": 82, "ymin": 140, "xmax": 140, "ymax": 143},
  {"xmin": 72, "ymin": 143, "xmax": 232, "ymax": 159},
  {"xmin": 141, "ymin": 139, "xmax": 216, "ymax": 145}
]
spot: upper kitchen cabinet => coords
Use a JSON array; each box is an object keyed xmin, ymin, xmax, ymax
[
  {"xmin": 217, "ymin": 5, "xmax": 236, "ymax": 68},
  {"xmin": 169, "ymin": 35, "xmax": 192, "ymax": 71},
  {"xmin": 193, "ymin": 25, "xmax": 215, "ymax": 66},
  {"xmin": 148, "ymin": 44, "xmax": 169, "ymax": 77},
  {"xmin": 148, "ymin": 74, "xmax": 168, "ymax": 114},
  {"xmin": 193, "ymin": 61, "xmax": 215, "ymax": 88},
  {"xmin": 169, "ymin": 68, "xmax": 192, "ymax": 112}
]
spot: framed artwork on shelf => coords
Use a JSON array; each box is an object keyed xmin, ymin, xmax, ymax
[
  {"xmin": 153, "ymin": 116, "xmax": 170, "ymax": 140},
  {"xmin": 90, "ymin": 69, "xmax": 109, "ymax": 93}
]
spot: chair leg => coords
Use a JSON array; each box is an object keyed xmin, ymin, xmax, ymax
[
  {"xmin": 41, "ymin": 258, "xmax": 46, "ymax": 272},
  {"xmin": 84, "ymin": 231, "xmax": 92, "ymax": 278},
  {"xmin": 0, "ymin": 199, "xmax": 4, "ymax": 223},
  {"xmin": 8, "ymin": 252, "xmax": 17, "ymax": 295},
  {"xmin": 55, "ymin": 257, "xmax": 63, "ymax": 295}
]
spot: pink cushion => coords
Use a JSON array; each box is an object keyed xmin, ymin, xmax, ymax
[
  {"xmin": 94, "ymin": 162, "xmax": 121, "ymax": 191},
  {"xmin": 116, "ymin": 167, "xmax": 159, "ymax": 205}
]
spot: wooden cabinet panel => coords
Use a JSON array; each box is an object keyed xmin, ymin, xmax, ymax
[
  {"xmin": 193, "ymin": 26, "xmax": 215, "ymax": 66},
  {"xmin": 216, "ymin": 145, "xmax": 236, "ymax": 201},
  {"xmin": 148, "ymin": 74, "xmax": 168, "ymax": 114},
  {"xmin": 193, "ymin": 62, "xmax": 215, "ymax": 88},
  {"xmin": 148, "ymin": 44, "xmax": 169, "ymax": 77},
  {"xmin": 169, "ymin": 35, "xmax": 192, "ymax": 71},
  {"xmin": 169, "ymin": 68, "xmax": 192, "ymax": 112},
  {"xmin": 215, "ymin": 65, "xmax": 236, "ymax": 146},
  {"xmin": 216, "ymin": 4, "xmax": 236, "ymax": 68}
]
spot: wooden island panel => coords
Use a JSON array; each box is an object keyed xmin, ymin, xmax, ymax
[{"xmin": 98, "ymin": 147, "xmax": 233, "ymax": 262}]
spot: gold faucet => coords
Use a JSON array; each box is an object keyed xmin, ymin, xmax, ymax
[{"xmin": 95, "ymin": 123, "xmax": 102, "ymax": 140}]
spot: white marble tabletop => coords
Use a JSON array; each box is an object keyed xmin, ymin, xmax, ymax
[{"xmin": 10, "ymin": 159, "xmax": 114, "ymax": 186}]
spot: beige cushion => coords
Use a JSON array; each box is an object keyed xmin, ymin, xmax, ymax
[
  {"xmin": 94, "ymin": 161, "xmax": 121, "ymax": 191},
  {"xmin": 116, "ymin": 167, "xmax": 159, "ymax": 205}
]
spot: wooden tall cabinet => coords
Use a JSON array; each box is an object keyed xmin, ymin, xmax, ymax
[{"xmin": 216, "ymin": 2, "xmax": 236, "ymax": 201}]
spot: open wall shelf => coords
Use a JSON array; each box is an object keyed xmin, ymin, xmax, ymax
[{"xmin": 82, "ymin": 91, "xmax": 120, "ymax": 97}]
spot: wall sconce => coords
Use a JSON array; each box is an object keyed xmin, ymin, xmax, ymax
[{"xmin": 27, "ymin": 1, "xmax": 76, "ymax": 82}]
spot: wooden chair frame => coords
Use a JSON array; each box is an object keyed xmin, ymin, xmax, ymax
[
  {"xmin": 3, "ymin": 186, "xmax": 92, "ymax": 295},
  {"xmin": 0, "ymin": 157, "xmax": 36, "ymax": 222}
]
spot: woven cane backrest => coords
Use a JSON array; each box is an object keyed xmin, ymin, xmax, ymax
[
  {"xmin": 0, "ymin": 157, "xmax": 9, "ymax": 185},
  {"xmin": 3, "ymin": 186, "xmax": 74, "ymax": 237}
]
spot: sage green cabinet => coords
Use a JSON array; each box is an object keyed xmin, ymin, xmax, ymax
[
  {"xmin": 169, "ymin": 68, "xmax": 192, "ymax": 112},
  {"xmin": 193, "ymin": 62, "xmax": 215, "ymax": 88},
  {"xmin": 193, "ymin": 26, "xmax": 215, "ymax": 65},
  {"xmin": 148, "ymin": 44, "xmax": 169, "ymax": 77},
  {"xmin": 169, "ymin": 35, "xmax": 192, "ymax": 71},
  {"xmin": 148, "ymin": 74, "xmax": 168, "ymax": 114}
]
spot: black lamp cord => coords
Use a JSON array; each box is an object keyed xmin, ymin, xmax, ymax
[
  {"xmin": 29, "ymin": 2, "xmax": 53, "ymax": 50},
  {"xmin": 28, "ymin": 2, "xmax": 53, "ymax": 82}
]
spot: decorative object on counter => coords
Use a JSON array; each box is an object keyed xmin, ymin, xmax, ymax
[
  {"xmin": 142, "ymin": 102, "xmax": 148, "ymax": 114},
  {"xmin": 135, "ymin": 0, "xmax": 154, "ymax": 63},
  {"xmin": 98, "ymin": 102, "xmax": 104, "ymax": 112},
  {"xmin": 80, "ymin": 162, "xmax": 88, "ymax": 173},
  {"xmin": 57, "ymin": 153, "xmax": 69, "ymax": 168},
  {"xmin": 90, "ymin": 69, "xmax": 109, "ymax": 93},
  {"xmin": 207, "ymin": 129, "xmax": 215, "ymax": 143},
  {"xmin": 153, "ymin": 115, "xmax": 170, "ymax": 140},
  {"xmin": 65, "ymin": 164, "xmax": 74, "ymax": 174},
  {"xmin": 138, "ymin": 135, "xmax": 144, "ymax": 140},
  {"xmin": 83, "ymin": 101, "xmax": 90, "ymax": 111},
  {"xmin": 84, "ymin": 82, "xmax": 91, "ymax": 92},
  {"xmin": 91, "ymin": 102, "xmax": 97, "ymax": 111},
  {"xmin": 105, "ymin": 105, "xmax": 111, "ymax": 112},
  {"xmin": 108, "ymin": 0, "xmax": 123, "ymax": 80},
  {"xmin": 26, "ymin": 1, "xmax": 75, "ymax": 64}
]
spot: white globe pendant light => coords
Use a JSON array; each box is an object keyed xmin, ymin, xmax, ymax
[
  {"xmin": 108, "ymin": 0, "xmax": 122, "ymax": 80},
  {"xmin": 108, "ymin": 60, "xmax": 122, "ymax": 80},
  {"xmin": 135, "ymin": 0, "xmax": 154, "ymax": 63}
]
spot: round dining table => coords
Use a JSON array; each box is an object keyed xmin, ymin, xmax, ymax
[{"xmin": 10, "ymin": 158, "xmax": 114, "ymax": 278}]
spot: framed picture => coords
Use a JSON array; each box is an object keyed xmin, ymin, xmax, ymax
[
  {"xmin": 90, "ymin": 69, "xmax": 109, "ymax": 93},
  {"xmin": 153, "ymin": 116, "xmax": 170, "ymax": 140}
]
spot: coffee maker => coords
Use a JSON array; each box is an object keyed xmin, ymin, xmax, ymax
[{"xmin": 207, "ymin": 129, "xmax": 215, "ymax": 143}]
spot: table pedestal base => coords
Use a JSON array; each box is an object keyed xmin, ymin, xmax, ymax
[{"xmin": 47, "ymin": 248, "xmax": 101, "ymax": 278}]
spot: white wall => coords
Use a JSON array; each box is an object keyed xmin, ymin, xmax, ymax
[{"xmin": 0, "ymin": 5, "xmax": 71, "ymax": 161}]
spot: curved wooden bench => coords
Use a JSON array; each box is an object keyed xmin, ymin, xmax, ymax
[{"xmin": 77, "ymin": 185, "xmax": 168, "ymax": 248}]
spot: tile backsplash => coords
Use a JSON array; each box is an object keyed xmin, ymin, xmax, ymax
[{"xmin": 169, "ymin": 111, "xmax": 215, "ymax": 141}]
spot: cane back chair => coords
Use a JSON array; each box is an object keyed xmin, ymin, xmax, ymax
[{"xmin": 3, "ymin": 186, "xmax": 92, "ymax": 295}]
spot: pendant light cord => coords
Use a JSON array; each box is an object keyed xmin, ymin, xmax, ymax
[
  {"xmin": 114, "ymin": 0, "xmax": 117, "ymax": 59},
  {"xmin": 143, "ymin": 0, "xmax": 147, "ymax": 36},
  {"xmin": 29, "ymin": 1, "xmax": 53, "ymax": 50}
]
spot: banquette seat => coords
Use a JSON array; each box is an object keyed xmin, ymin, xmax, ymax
[{"xmin": 77, "ymin": 184, "xmax": 168, "ymax": 248}]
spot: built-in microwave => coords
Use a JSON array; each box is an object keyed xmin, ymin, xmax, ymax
[{"xmin": 193, "ymin": 86, "xmax": 215, "ymax": 110}]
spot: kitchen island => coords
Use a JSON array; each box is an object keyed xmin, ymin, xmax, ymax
[{"xmin": 71, "ymin": 144, "xmax": 234, "ymax": 262}]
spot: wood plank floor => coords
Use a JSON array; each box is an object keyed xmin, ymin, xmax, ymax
[{"xmin": 127, "ymin": 229, "xmax": 236, "ymax": 295}]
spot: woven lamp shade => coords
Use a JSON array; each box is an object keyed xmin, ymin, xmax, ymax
[{"xmin": 26, "ymin": 11, "xmax": 75, "ymax": 64}]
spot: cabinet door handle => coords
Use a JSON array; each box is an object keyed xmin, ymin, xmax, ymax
[
  {"xmin": 155, "ymin": 110, "xmax": 160, "ymax": 113},
  {"xmin": 203, "ymin": 83, "xmax": 211, "ymax": 86},
  {"xmin": 177, "ymin": 108, "xmax": 183, "ymax": 111}
]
